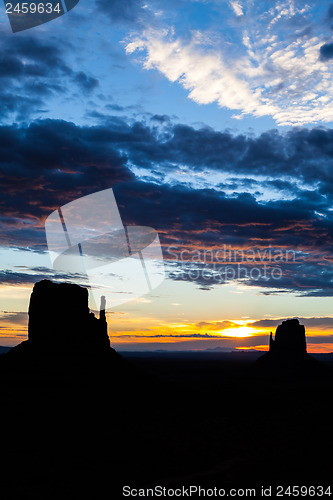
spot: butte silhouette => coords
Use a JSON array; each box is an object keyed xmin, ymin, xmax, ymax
[
  {"xmin": 9, "ymin": 279, "xmax": 116, "ymax": 352},
  {"xmin": 255, "ymin": 318, "xmax": 326, "ymax": 379},
  {"xmin": 0, "ymin": 280, "xmax": 145, "ymax": 499},
  {"xmin": 1, "ymin": 279, "xmax": 125, "ymax": 383},
  {"xmin": 26, "ymin": 279, "xmax": 111, "ymax": 352}
]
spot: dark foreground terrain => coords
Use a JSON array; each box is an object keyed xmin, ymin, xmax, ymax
[{"xmin": 1, "ymin": 349, "xmax": 333, "ymax": 499}]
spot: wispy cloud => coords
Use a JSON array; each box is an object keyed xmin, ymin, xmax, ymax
[
  {"xmin": 125, "ymin": 2, "xmax": 333, "ymax": 126},
  {"xmin": 230, "ymin": 1, "xmax": 244, "ymax": 17}
]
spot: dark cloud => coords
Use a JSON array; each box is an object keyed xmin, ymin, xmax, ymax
[
  {"xmin": 320, "ymin": 42, "xmax": 333, "ymax": 60},
  {"xmin": 0, "ymin": 119, "xmax": 134, "ymax": 246},
  {"xmin": 110, "ymin": 173, "xmax": 333, "ymax": 296},
  {"xmin": 1, "ymin": 116, "xmax": 333, "ymax": 295},
  {"xmin": 73, "ymin": 72, "xmax": 99, "ymax": 93},
  {"xmin": 0, "ymin": 94, "xmax": 47, "ymax": 122},
  {"xmin": 0, "ymin": 268, "xmax": 90, "ymax": 287},
  {"xmin": 0, "ymin": 36, "xmax": 99, "ymax": 120},
  {"xmin": 95, "ymin": 0, "xmax": 151, "ymax": 25},
  {"xmin": 163, "ymin": 259, "xmax": 333, "ymax": 297},
  {"xmin": 94, "ymin": 119, "xmax": 333, "ymax": 201},
  {"xmin": 0, "ymin": 37, "xmax": 71, "ymax": 79},
  {"xmin": 5, "ymin": 114, "xmax": 333, "ymax": 202},
  {"xmin": 113, "ymin": 179, "xmax": 332, "ymax": 249},
  {"xmin": 105, "ymin": 104, "xmax": 125, "ymax": 112},
  {"xmin": 150, "ymin": 115, "xmax": 171, "ymax": 124},
  {"xmin": 251, "ymin": 317, "xmax": 333, "ymax": 329}
]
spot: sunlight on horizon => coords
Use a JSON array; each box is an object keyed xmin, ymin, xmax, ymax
[{"xmin": 218, "ymin": 326, "xmax": 255, "ymax": 338}]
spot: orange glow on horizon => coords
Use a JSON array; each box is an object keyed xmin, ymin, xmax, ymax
[
  {"xmin": 218, "ymin": 326, "xmax": 254, "ymax": 338},
  {"xmin": 236, "ymin": 345, "xmax": 268, "ymax": 351},
  {"xmin": 0, "ymin": 287, "xmax": 332, "ymax": 355}
]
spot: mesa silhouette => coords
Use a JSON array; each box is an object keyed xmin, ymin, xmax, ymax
[
  {"xmin": 1, "ymin": 279, "xmax": 126, "ymax": 384},
  {"xmin": 21, "ymin": 279, "xmax": 112, "ymax": 353},
  {"xmin": 255, "ymin": 318, "xmax": 327, "ymax": 379}
]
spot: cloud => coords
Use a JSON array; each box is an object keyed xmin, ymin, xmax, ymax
[
  {"xmin": 1, "ymin": 115, "xmax": 333, "ymax": 295},
  {"xmin": 0, "ymin": 118, "xmax": 133, "ymax": 247},
  {"xmin": 251, "ymin": 317, "xmax": 333, "ymax": 329},
  {"xmin": 126, "ymin": 29, "xmax": 267, "ymax": 120},
  {"xmin": 1, "ymin": 117, "xmax": 333, "ymax": 243},
  {"xmin": 115, "ymin": 332, "xmax": 235, "ymax": 339},
  {"xmin": 0, "ymin": 36, "xmax": 99, "ymax": 121},
  {"xmin": 58, "ymin": 116, "xmax": 333, "ymax": 201},
  {"xmin": 320, "ymin": 42, "xmax": 333, "ymax": 61},
  {"xmin": 196, "ymin": 320, "xmax": 236, "ymax": 330},
  {"xmin": 73, "ymin": 72, "xmax": 99, "ymax": 93},
  {"xmin": 125, "ymin": 3, "xmax": 333, "ymax": 126},
  {"xmin": 165, "ymin": 259, "xmax": 333, "ymax": 297},
  {"xmin": 95, "ymin": 0, "xmax": 152, "ymax": 25},
  {"xmin": 0, "ymin": 268, "xmax": 90, "ymax": 287},
  {"xmin": 0, "ymin": 311, "xmax": 28, "ymax": 325},
  {"xmin": 0, "ymin": 37, "xmax": 71, "ymax": 78},
  {"xmin": 230, "ymin": 1, "xmax": 244, "ymax": 17}
]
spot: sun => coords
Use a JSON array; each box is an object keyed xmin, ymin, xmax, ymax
[{"xmin": 218, "ymin": 326, "xmax": 255, "ymax": 338}]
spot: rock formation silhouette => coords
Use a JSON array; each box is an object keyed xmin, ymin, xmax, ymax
[
  {"xmin": 255, "ymin": 318, "xmax": 326, "ymax": 379},
  {"xmin": 269, "ymin": 318, "xmax": 307, "ymax": 354},
  {"xmin": 0, "ymin": 281, "xmax": 148, "ymax": 499},
  {"xmin": 6, "ymin": 279, "xmax": 120, "ymax": 360},
  {"xmin": 27, "ymin": 280, "xmax": 110, "ymax": 350}
]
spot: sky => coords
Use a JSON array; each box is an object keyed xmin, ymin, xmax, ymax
[{"xmin": 1, "ymin": 0, "xmax": 333, "ymax": 352}]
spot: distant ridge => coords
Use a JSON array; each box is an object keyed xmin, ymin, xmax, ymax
[{"xmin": 0, "ymin": 346, "xmax": 11, "ymax": 355}]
